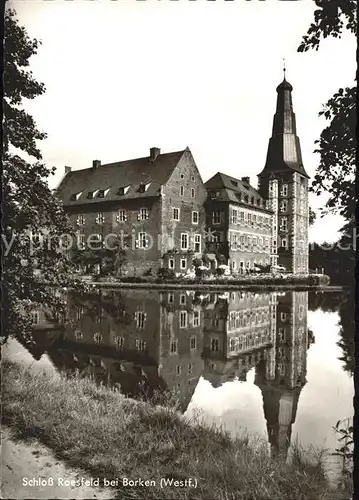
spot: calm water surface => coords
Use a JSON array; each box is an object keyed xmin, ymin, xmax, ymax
[{"xmin": 5, "ymin": 289, "xmax": 353, "ymax": 478}]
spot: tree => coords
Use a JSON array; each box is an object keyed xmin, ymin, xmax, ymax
[
  {"xmin": 309, "ymin": 207, "xmax": 317, "ymax": 226},
  {"xmin": 2, "ymin": 9, "xmax": 83, "ymax": 345},
  {"xmin": 298, "ymin": 0, "xmax": 357, "ymax": 224}
]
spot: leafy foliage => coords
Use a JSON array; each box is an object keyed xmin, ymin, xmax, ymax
[
  {"xmin": 310, "ymin": 87, "xmax": 356, "ymax": 221},
  {"xmin": 2, "ymin": 9, "xmax": 84, "ymax": 344},
  {"xmin": 298, "ymin": 0, "xmax": 356, "ymax": 227},
  {"xmin": 308, "ymin": 207, "xmax": 317, "ymax": 226},
  {"xmin": 332, "ymin": 418, "xmax": 353, "ymax": 476},
  {"xmin": 298, "ymin": 0, "xmax": 357, "ymax": 52}
]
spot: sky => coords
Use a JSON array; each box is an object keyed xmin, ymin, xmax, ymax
[{"xmin": 10, "ymin": 0, "xmax": 356, "ymax": 242}]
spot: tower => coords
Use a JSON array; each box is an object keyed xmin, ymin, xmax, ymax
[{"xmin": 258, "ymin": 71, "xmax": 309, "ymax": 274}]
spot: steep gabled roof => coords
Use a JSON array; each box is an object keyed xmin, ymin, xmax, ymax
[
  {"xmin": 56, "ymin": 149, "xmax": 186, "ymax": 206},
  {"xmin": 205, "ymin": 172, "xmax": 271, "ymax": 212}
]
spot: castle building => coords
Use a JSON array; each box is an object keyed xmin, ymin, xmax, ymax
[
  {"xmin": 56, "ymin": 74, "xmax": 309, "ymax": 276},
  {"xmin": 257, "ymin": 75, "xmax": 310, "ymax": 273},
  {"xmin": 55, "ymin": 147, "xmax": 207, "ymax": 276},
  {"xmin": 205, "ymin": 74, "xmax": 309, "ymax": 274},
  {"xmin": 204, "ymin": 174, "xmax": 273, "ymax": 273}
]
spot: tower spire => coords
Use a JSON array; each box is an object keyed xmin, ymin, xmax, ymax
[{"xmin": 257, "ymin": 73, "xmax": 309, "ymax": 178}]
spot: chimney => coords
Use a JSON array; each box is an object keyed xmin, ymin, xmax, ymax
[
  {"xmin": 65, "ymin": 166, "xmax": 72, "ymax": 174},
  {"xmin": 92, "ymin": 159, "xmax": 101, "ymax": 169},
  {"xmin": 150, "ymin": 147, "xmax": 161, "ymax": 162},
  {"xmin": 241, "ymin": 176, "xmax": 250, "ymax": 185}
]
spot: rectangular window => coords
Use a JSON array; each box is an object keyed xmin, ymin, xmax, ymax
[
  {"xmin": 193, "ymin": 310, "xmax": 200, "ymax": 327},
  {"xmin": 170, "ymin": 339, "xmax": 178, "ymax": 354},
  {"xmin": 135, "ymin": 339, "xmax": 147, "ymax": 351},
  {"xmin": 194, "ymin": 234, "xmax": 201, "ymax": 253},
  {"xmin": 280, "ymin": 217, "xmax": 288, "ymax": 231},
  {"xmin": 279, "ymin": 200, "xmax": 288, "ymax": 212},
  {"xmin": 76, "ymin": 215, "xmax": 85, "ymax": 225},
  {"xmin": 179, "ymin": 311, "xmax": 188, "ymax": 328},
  {"xmin": 210, "ymin": 338, "xmax": 219, "ymax": 352},
  {"xmin": 180, "ymin": 258, "xmax": 187, "ymax": 270},
  {"xmin": 173, "ymin": 208, "xmax": 180, "ymax": 221},
  {"xmin": 169, "ymin": 258, "xmax": 175, "ymax": 269},
  {"xmin": 77, "ymin": 233, "xmax": 85, "ymax": 250},
  {"xmin": 180, "ymin": 233, "xmax": 189, "ymax": 250},
  {"xmin": 190, "ymin": 336, "xmax": 197, "ymax": 350},
  {"xmin": 188, "ymin": 363, "xmax": 192, "ymax": 374},
  {"xmin": 116, "ymin": 209, "xmax": 127, "ymax": 222},
  {"xmin": 139, "ymin": 208, "xmax": 149, "ymax": 220},
  {"xmin": 180, "ymin": 293, "xmax": 186, "ymax": 305},
  {"xmin": 93, "ymin": 332, "xmax": 103, "ymax": 344},
  {"xmin": 212, "ymin": 211, "xmax": 221, "ymax": 224},
  {"xmin": 229, "ymin": 338, "xmax": 236, "ymax": 352},
  {"xmin": 192, "ymin": 211, "xmax": 199, "ymax": 224},
  {"xmin": 113, "ymin": 336, "xmax": 124, "ymax": 348},
  {"xmin": 231, "ymin": 209, "xmax": 238, "ymax": 224},
  {"xmin": 281, "ymin": 184, "xmax": 288, "ymax": 197},
  {"xmin": 180, "ymin": 186, "xmax": 184, "ymax": 196},
  {"xmin": 191, "ymin": 188, "xmax": 195, "ymax": 198},
  {"xmin": 280, "ymin": 312, "xmax": 287, "ymax": 322},
  {"xmin": 168, "ymin": 293, "xmax": 174, "ymax": 304},
  {"xmin": 136, "ymin": 311, "xmax": 146, "ymax": 329},
  {"xmin": 176, "ymin": 365, "xmax": 182, "ymax": 376},
  {"xmin": 137, "ymin": 232, "xmax": 148, "ymax": 248},
  {"xmin": 96, "ymin": 212, "xmax": 105, "ymax": 224},
  {"xmin": 281, "ymin": 238, "xmax": 287, "ymax": 248}
]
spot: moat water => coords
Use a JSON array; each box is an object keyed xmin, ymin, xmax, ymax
[{"xmin": 5, "ymin": 289, "xmax": 354, "ymax": 484}]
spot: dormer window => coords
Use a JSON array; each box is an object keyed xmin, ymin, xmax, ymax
[
  {"xmin": 230, "ymin": 180, "xmax": 238, "ymax": 187},
  {"xmin": 236, "ymin": 193, "xmax": 242, "ymax": 202},
  {"xmin": 70, "ymin": 192, "xmax": 83, "ymax": 201},
  {"xmin": 251, "ymin": 196, "xmax": 255, "ymax": 204},
  {"xmin": 96, "ymin": 188, "xmax": 110, "ymax": 199},
  {"xmin": 96, "ymin": 212, "xmax": 105, "ymax": 224},
  {"xmin": 211, "ymin": 192, "xmax": 217, "ymax": 199},
  {"xmin": 117, "ymin": 185, "xmax": 130, "ymax": 196},
  {"xmin": 87, "ymin": 192, "xmax": 94, "ymax": 199},
  {"xmin": 138, "ymin": 182, "xmax": 151, "ymax": 194}
]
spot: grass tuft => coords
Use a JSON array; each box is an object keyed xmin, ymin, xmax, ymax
[{"xmin": 1, "ymin": 359, "xmax": 352, "ymax": 500}]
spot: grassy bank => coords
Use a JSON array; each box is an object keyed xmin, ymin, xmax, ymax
[{"xmin": 2, "ymin": 360, "xmax": 351, "ymax": 500}]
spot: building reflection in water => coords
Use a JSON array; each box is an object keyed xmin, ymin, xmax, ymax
[{"xmin": 27, "ymin": 289, "xmax": 312, "ymax": 458}]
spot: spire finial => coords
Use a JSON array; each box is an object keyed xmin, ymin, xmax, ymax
[{"xmin": 283, "ymin": 58, "xmax": 286, "ymax": 80}]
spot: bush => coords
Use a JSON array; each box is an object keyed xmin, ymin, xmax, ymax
[
  {"xmin": 215, "ymin": 267, "xmax": 226, "ymax": 277},
  {"xmin": 202, "ymin": 253, "xmax": 210, "ymax": 265},
  {"xmin": 193, "ymin": 258, "xmax": 202, "ymax": 268},
  {"xmin": 157, "ymin": 268, "xmax": 176, "ymax": 281}
]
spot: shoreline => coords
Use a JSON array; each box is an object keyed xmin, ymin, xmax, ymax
[{"xmin": 86, "ymin": 281, "xmax": 342, "ymax": 292}]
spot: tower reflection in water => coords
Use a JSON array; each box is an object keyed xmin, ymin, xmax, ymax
[{"xmin": 28, "ymin": 289, "xmax": 312, "ymax": 458}]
